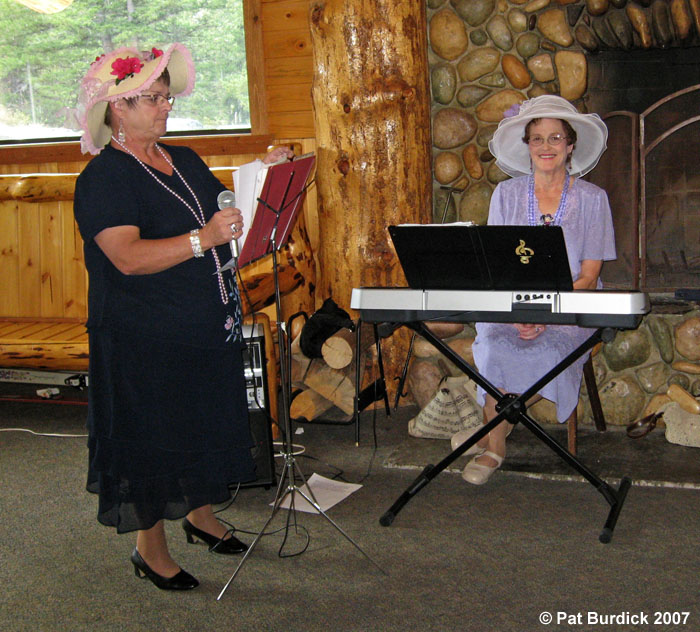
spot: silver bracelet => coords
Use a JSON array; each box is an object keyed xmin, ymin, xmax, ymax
[{"xmin": 189, "ymin": 229, "xmax": 204, "ymax": 258}]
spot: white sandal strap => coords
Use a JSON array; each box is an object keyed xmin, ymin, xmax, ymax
[{"xmin": 480, "ymin": 450, "xmax": 504, "ymax": 466}]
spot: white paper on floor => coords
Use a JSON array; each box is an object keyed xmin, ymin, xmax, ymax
[{"xmin": 272, "ymin": 473, "xmax": 362, "ymax": 514}]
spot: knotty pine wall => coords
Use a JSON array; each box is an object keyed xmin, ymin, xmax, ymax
[{"xmin": 0, "ymin": 0, "xmax": 317, "ymax": 324}]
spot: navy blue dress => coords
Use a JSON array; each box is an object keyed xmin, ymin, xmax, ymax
[{"xmin": 74, "ymin": 144, "xmax": 256, "ymax": 533}]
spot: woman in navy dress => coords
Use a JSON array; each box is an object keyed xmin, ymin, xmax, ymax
[
  {"xmin": 74, "ymin": 43, "xmax": 291, "ymax": 590},
  {"xmin": 452, "ymin": 96, "xmax": 615, "ymax": 485}
]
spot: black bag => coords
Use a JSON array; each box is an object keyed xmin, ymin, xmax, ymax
[{"xmin": 299, "ymin": 298, "xmax": 354, "ymax": 358}]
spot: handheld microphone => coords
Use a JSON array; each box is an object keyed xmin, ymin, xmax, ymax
[{"xmin": 217, "ymin": 189, "xmax": 239, "ymax": 259}]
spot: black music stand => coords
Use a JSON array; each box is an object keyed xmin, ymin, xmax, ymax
[
  {"xmin": 392, "ymin": 186, "xmax": 463, "ymax": 409},
  {"xmin": 217, "ymin": 163, "xmax": 384, "ymax": 600},
  {"xmin": 377, "ymin": 320, "xmax": 631, "ymax": 543}
]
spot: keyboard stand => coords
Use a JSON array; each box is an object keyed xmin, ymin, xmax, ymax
[{"xmin": 379, "ymin": 321, "xmax": 631, "ymax": 544}]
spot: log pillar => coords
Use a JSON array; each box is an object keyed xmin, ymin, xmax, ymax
[{"xmin": 309, "ymin": 0, "xmax": 432, "ymax": 403}]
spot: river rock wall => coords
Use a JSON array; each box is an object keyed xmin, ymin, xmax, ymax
[{"xmin": 427, "ymin": 0, "xmax": 700, "ymax": 221}]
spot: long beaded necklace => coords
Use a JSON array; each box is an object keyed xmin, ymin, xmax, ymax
[
  {"xmin": 111, "ymin": 136, "xmax": 229, "ymax": 305},
  {"xmin": 527, "ymin": 173, "xmax": 571, "ymax": 227}
]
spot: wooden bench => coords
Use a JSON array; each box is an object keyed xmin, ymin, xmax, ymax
[
  {"xmin": 0, "ymin": 317, "xmax": 89, "ymax": 373},
  {"xmin": 0, "ymin": 152, "xmax": 308, "ymax": 383},
  {"xmin": 0, "ymin": 151, "xmax": 314, "ymax": 436},
  {"xmin": 1, "ymin": 172, "xmax": 89, "ymax": 376}
]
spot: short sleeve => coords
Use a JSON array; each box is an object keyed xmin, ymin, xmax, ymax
[
  {"xmin": 74, "ymin": 151, "xmax": 142, "ymax": 242},
  {"xmin": 581, "ymin": 186, "xmax": 616, "ymax": 262},
  {"xmin": 487, "ymin": 181, "xmax": 507, "ymax": 226}
]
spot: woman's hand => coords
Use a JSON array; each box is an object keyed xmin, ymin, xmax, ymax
[
  {"xmin": 262, "ymin": 146, "xmax": 295, "ymax": 164},
  {"xmin": 513, "ymin": 323, "xmax": 546, "ymax": 340},
  {"xmin": 200, "ymin": 207, "xmax": 244, "ymax": 249}
]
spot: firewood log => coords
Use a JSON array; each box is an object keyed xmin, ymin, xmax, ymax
[
  {"xmin": 290, "ymin": 333, "xmax": 312, "ymax": 386},
  {"xmin": 320, "ymin": 325, "xmax": 376, "ymax": 369},
  {"xmin": 302, "ymin": 359, "xmax": 356, "ymax": 415},
  {"xmin": 290, "ymin": 388, "xmax": 335, "ymax": 420}
]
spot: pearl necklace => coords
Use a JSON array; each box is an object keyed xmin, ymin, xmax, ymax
[
  {"xmin": 111, "ymin": 137, "xmax": 229, "ymax": 305},
  {"xmin": 527, "ymin": 173, "xmax": 571, "ymax": 227}
]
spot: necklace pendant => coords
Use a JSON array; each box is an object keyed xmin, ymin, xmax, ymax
[{"xmin": 540, "ymin": 213, "xmax": 553, "ymax": 226}]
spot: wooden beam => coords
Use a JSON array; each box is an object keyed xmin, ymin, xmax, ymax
[
  {"xmin": 0, "ymin": 174, "xmax": 78, "ymax": 202},
  {"xmin": 0, "ymin": 134, "xmax": 275, "ymax": 167}
]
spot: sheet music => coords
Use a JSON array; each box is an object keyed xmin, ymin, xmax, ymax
[{"xmin": 233, "ymin": 159, "xmax": 265, "ymax": 250}]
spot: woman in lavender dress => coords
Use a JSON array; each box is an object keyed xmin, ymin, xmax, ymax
[{"xmin": 452, "ymin": 96, "xmax": 616, "ymax": 485}]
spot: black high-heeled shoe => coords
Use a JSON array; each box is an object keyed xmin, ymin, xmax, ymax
[
  {"xmin": 130, "ymin": 548, "xmax": 199, "ymax": 591},
  {"xmin": 182, "ymin": 518, "xmax": 248, "ymax": 554}
]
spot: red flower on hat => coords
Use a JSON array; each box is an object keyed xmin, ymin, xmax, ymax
[
  {"xmin": 111, "ymin": 56, "xmax": 144, "ymax": 84},
  {"xmin": 151, "ymin": 48, "xmax": 163, "ymax": 58}
]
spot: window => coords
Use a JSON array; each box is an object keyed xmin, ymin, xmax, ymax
[{"xmin": 0, "ymin": 0, "xmax": 250, "ymax": 143}]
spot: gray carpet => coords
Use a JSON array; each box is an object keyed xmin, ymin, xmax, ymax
[
  {"xmin": 387, "ymin": 422, "xmax": 700, "ymax": 489},
  {"xmin": 1, "ymin": 384, "xmax": 700, "ymax": 632}
]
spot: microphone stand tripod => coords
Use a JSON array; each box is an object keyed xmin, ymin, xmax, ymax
[{"xmin": 217, "ymin": 196, "xmax": 385, "ymax": 600}]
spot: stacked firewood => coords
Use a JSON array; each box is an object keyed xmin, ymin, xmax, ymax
[{"xmin": 289, "ymin": 325, "xmax": 376, "ymax": 421}]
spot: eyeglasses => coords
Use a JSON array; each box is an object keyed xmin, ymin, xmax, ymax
[
  {"xmin": 138, "ymin": 93, "xmax": 175, "ymax": 106},
  {"xmin": 528, "ymin": 133, "xmax": 568, "ymax": 146}
]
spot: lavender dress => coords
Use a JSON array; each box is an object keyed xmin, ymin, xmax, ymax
[{"xmin": 471, "ymin": 176, "xmax": 616, "ymax": 422}]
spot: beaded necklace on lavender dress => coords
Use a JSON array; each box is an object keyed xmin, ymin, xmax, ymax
[
  {"xmin": 527, "ymin": 172, "xmax": 571, "ymax": 227},
  {"xmin": 111, "ymin": 136, "xmax": 229, "ymax": 305}
]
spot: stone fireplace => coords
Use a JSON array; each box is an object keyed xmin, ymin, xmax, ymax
[
  {"xmin": 427, "ymin": 0, "xmax": 700, "ymax": 293},
  {"xmin": 420, "ymin": 0, "xmax": 700, "ymax": 431}
]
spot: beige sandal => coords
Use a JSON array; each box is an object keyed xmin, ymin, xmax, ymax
[{"xmin": 461, "ymin": 450, "xmax": 504, "ymax": 485}]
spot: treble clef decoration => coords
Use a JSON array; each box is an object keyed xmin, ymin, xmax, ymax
[{"xmin": 515, "ymin": 239, "xmax": 534, "ymax": 264}]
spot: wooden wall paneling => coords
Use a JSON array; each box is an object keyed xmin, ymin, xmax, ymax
[
  {"xmin": 60, "ymin": 201, "xmax": 88, "ymax": 319},
  {"xmin": 261, "ymin": 0, "xmax": 311, "ymax": 32},
  {"xmin": 0, "ymin": 202, "xmax": 20, "ymax": 315},
  {"xmin": 267, "ymin": 111, "xmax": 315, "ymax": 138},
  {"xmin": 18, "ymin": 202, "xmax": 41, "ymax": 318},
  {"xmin": 266, "ymin": 82, "xmax": 314, "ymax": 114},
  {"xmin": 259, "ymin": 0, "xmax": 314, "ymax": 139},
  {"xmin": 264, "ymin": 55, "xmax": 314, "ymax": 85},
  {"xmin": 39, "ymin": 202, "xmax": 64, "ymax": 317},
  {"xmin": 263, "ymin": 28, "xmax": 312, "ymax": 60}
]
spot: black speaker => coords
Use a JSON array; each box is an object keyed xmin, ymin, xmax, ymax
[
  {"xmin": 244, "ymin": 408, "xmax": 275, "ymax": 489},
  {"xmin": 240, "ymin": 324, "xmax": 276, "ymax": 489}
]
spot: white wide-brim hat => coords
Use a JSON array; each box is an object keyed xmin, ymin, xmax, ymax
[
  {"xmin": 76, "ymin": 43, "xmax": 195, "ymax": 155},
  {"xmin": 488, "ymin": 95, "xmax": 608, "ymax": 178}
]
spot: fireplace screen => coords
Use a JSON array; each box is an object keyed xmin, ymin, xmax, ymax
[{"xmin": 588, "ymin": 85, "xmax": 700, "ymax": 293}]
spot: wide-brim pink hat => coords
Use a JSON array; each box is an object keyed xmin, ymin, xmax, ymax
[
  {"xmin": 76, "ymin": 43, "xmax": 195, "ymax": 155},
  {"xmin": 488, "ymin": 95, "xmax": 608, "ymax": 178}
]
